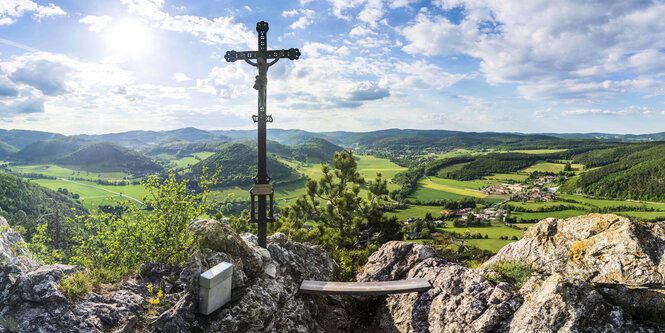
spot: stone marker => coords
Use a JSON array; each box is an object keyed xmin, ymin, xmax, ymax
[{"xmin": 199, "ymin": 261, "xmax": 233, "ymax": 315}]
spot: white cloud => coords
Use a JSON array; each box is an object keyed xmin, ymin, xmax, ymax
[
  {"xmin": 197, "ymin": 64, "xmax": 253, "ymax": 100},
  {"xmin": 563, "ymin": 106, "xmax": 656, "ymax": 116},
  {"xmin": 336, "ymin": 46, "xmax": 351, "ymax": 57},
  {"xmin": 0, "ymin": 97, "xmax": 44, "ymax": 117},
  {"xmin": 287, "ymin": 9, "xmax": 316, "ymax": 30},
  {"xmin": 31, "ymin": 3, "xmax": 65, "ymax": 19},
  {"xmin": 302, "ymin": 42, "xmax": 337, "ymax": 57},
  {"xmin": 328, "ymin": 0, "xmax": 366, "ymax": 20},
  {"xmin": 0, "ymin": 0, "xmax": 65, "ymax": 24},
  {"xmin": 172, "ymin": 72, "xmax": 191, "ymax": 82},
  {"xmin": 533, "ymin": 109, "xmax": 550, "ymax": 118},
  {"xmin": 400, "ymin": 0, "xmax": 665, "ymax": 102},
  {"xmin": 401, "ymin": 13, "xmax": 468, "ymax": 56},
  {"xmin": 358, "ymin": 0, "xmax": 384, "ymax": 27},
  {"xmin": 282, "ymin": 9, "xmax": 298, "ymax": 17},
  {"xmin": 78, "ymin": 15, "xmax": 112, "ymax": 32},
  {"xmin": 349, "ymin": 25, "xmax": 376, "ymax": 37},
  {"xmin": 386, "ymin": 60, "xmax": 467, "ymax": 90},
  {"xmin": 121, "ymin": 0, "xmax": 254, "ymax": 48},
  {"xmin": 328, "ymin": 0, "xmax": 388, "ymax": 27},
  {"xmin": 387, "ymin": 0, "xmax": 416, "ymax": 9}
]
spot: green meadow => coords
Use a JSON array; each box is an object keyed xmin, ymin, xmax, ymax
[
  {"xmin": 9, "ymin": 164, "xmax": 129, "ymax": 181},
  {"xmin": 32, "ymin": 178, "xmax": 148, "ymax": 210},
  {"xmin": 505, "ymin": 149, "xmax": 568, "ymax": 154}
]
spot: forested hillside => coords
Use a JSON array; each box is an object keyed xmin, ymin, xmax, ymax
[
  {"xmin": 190, "ymin": 143, "xmax": 302, "ymax": 187},
  {"xmin": 80, "ymin": 127, "xmax": 229, "ymax": 150},
  {"xmin": 12, "ymin": 137, "xmax": 87, "ymax": 163},
  {"xmin": 564, "ymin": 142, "xmax": 665, "ymax": 201},
  {"xmin": 265, "ymin": 138, "xmax": 343, "ymax": 163},
  {"xmin": 0, "ymin": 171, "xmax": 86, "ymax": 241},
  {"xmin": 143, "ymin": 141, "xmax": 229, "ymax": 158},
  {"xmin": 56, "ymin": 142, "xmax": 162, "ymax": 175},
  {"xmin": 0, "ymin": 141, "xmax": 18, "ymax": 159}
]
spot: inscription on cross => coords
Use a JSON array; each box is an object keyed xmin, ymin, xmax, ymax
[{"xmin": 224, "ymin": 21, "xmax": 300, "ymax": 248}]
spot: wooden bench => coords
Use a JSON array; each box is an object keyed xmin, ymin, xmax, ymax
[{"xmin": 299, "ymin": 279, "xmax": 432, "ymax": 296}]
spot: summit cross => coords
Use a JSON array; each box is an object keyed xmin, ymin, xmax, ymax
[{"xmin": 224, "ymin": 21, "xmax": 300, "ymax": 248}]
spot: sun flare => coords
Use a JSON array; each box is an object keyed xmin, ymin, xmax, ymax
[{"xmin": 104, "ymin": 19, "xmax": 153, "ymax": 57}]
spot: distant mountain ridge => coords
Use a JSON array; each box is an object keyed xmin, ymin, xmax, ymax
[
  {"xmin": 79, "ymin": 127, "xmax": 230, "ymax": 150},
  {"xmin": 0, "ymin": 129, "xmax": 63, "ymax": 149},
  {"xmin": 5, "ymin": 127, "xmax": 665, "ymax": 154}
]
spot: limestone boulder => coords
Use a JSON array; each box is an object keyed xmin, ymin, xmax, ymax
[
  {"xmin": 189, "ymin": 218, "xmax": 263, "ymax": 287},
  {"xmin": 152, "ymin": 225, "xmax": 349, "ymax": 333},
  {"xmin": 485, "ymin": 214, "xmax": 665, "ymax": 285},
  {"xmin": 511, "ymin": 274, "xmax": 654, "ymax": 333},
  {"xmin": 357, "ymin": 241, "xmax": 522, "ymax": 333},
  {"xmin": 0, "ymin": 215, "xmax": 146, "ymax": 332},
  {"xmin": 0, "ymin": 215, "xmax": 33, "ymax": 268},
  {"xmin": 357, "ymin": 241, "xmax": 436, "ymax": 282}
]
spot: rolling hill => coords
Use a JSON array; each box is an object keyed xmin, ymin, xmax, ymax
[
  {"xmin": 79, "ymin": 127, "xmax": 229, "ymax": 150},
  {"xmin": 0, "ymin": 141, "xmax": 18, "ymax": 159},
  {"xmin": 143, "ymin": 141, "xmax": 229, "ymax": 158},
  {"xmin": 561, "ymin": 142, "xmax": 665, "ymax": 201},
  {"xmin": 55, "ymin": 141, "xmax": 162, "ymax": 175},
  {"xmin": 12, "ymin": 137, "xmax": 87, "ymax": 163},
  {"xmin": 190, "ymin": 143, "xmax": 303, "ymax": 187}
]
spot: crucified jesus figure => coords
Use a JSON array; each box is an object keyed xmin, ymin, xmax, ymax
[{"xmin": 240, "ymin": 53, "xmax": 281, "ymax": 111}]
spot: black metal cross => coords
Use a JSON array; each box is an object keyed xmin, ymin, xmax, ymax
[{"xmin": 224, "ymin": 21, "xmax": 300, "ymax": 248}]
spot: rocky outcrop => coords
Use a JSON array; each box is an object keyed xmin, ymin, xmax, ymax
[
  {"xmin": 485, "ymin": 214, "xmax": 665, "ymax": 286},
  {"xmin": 154, "ymin": 221, "xmax": 348, "ymax": 332},
  {"xmin": 0, "ymin": 216, "xmax": 348, "ymax": 332},
  {"xmin": 512, "ymin": 274, "xmax": 650, "ymax": 333},
  {"xmin": 357, "ymin": 241, "xmax": 436, "ymax": 282},
  {"xmin": 357, "ymin": 214, "xmax": 665, "ymax": 332},
  {"xmin": 357, "ymin": 242, "xmax": 522, "ymax": 332},
  {"xmin": 0, "ymin": 216, "xmax": 146, "ymax": 332}
]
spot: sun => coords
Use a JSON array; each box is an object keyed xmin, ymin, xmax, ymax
[{"xmin": 104, "ymin": 19, "xmax": 153, "ymax": 57}]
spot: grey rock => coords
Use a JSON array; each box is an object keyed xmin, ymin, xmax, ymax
[
  {"xmin": 357, "ymin": 241, "xmax": 435, "ymax": 282},
  {"xmin": 0, "ymin": 215, "xmax": 30, "ymax": 262},
  {"xmin": 357, "ymin": 242, "xmax": 521, "ymax": 333},
  {"xmin": 511, "ymin": 274, "xmax": 656, "ymax": 333},
  {"xmin": 151, "ymin": 228, "xmax": 349, "ymax": 333},
  {"xmin": 485, "ymin": 214, "xmax": 665, "ymax": 286}
]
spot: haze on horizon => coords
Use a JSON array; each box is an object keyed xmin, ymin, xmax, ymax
[{"xmin": 1, "ymin": 0, "xmax": 665, "ymax": 136}]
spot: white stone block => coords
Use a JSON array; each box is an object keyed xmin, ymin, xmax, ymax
[{"xmin": 199, "ymin": 261, "xmax": 233, "ymax": 315}]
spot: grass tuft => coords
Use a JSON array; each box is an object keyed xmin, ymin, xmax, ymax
[
  {"xmin": 58, "ymin": 270, "xmax": 92, "ymax": 300},
  {"xmin": 487, "ymin": 260, "xmax": 532, "ymax": 289}
]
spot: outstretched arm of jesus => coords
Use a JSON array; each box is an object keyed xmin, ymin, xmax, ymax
[
  {"xmin": 238, "ymin": 53, "xmax": 258, "ymax": 67},
  {"xmin": 267, "ymin": 58, "xmax": 279, "ymax": 67}
]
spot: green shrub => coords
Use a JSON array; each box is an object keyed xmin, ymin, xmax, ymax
[
  {"xmin": 58, "ymin": 270, "xmax": 92, "ymax": 300},
  {"xmin": 488, "ymin": 260, "xmax": 532, "ymax": 288},
  {"xmin": 69, "ymin": 168, "xmax": 219, "ymax": 283}
]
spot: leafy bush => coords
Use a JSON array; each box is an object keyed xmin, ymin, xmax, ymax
[{"xmin": 67, "ymin": 168, "xmax": 218, "ymax": 282}]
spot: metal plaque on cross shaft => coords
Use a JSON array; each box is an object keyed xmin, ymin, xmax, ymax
[{"xmin": 224, "ymin": 21, "xmax": 300, "ymax": 248}]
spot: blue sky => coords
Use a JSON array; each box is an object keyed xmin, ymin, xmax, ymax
[{"xmin": 1, "ymin": 0, "xmax": 665, "ymax": 135}]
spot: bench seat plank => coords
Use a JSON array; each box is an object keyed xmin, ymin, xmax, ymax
[{"xmin": 299, "ymin": 279, "xmax": 432, "ymax": 296}]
